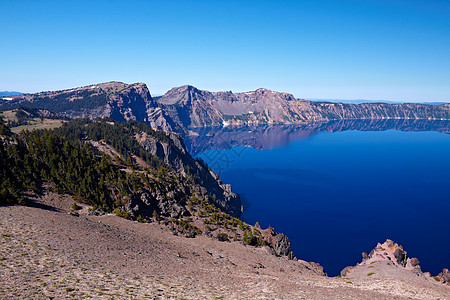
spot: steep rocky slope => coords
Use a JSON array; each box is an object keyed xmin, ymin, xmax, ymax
[
  {"xmin": 2, "ymin": 82, "xmax": 448, "ymax": 134},
  {"xmin": 158, "ymin": 85, "xmax": 224, "ymax": 128},
  {"xmin": 158, "ymin": 85, "xmax": 450, "ymax": 128},
  {"xmin": 0, "ymin": 82, "xmax": 182, "ymax": 133},
  {"xmin": 1, "ymin": 119, "xmax": 302, "ymax": 260},
  {"xmin": 54, "ymin": 119, "xmax": 242, "ymax": 218},
  {"xmin": 1, "ymin": 198, "xmax": 449, "ymax": 299}
]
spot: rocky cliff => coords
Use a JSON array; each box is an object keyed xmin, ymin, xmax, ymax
[
  {"xmin": 157, "ymin": 85, "xmax": 450, "ymax": 128},
  {"xmin": 2, "ymin": 82, "xmax": 448, "ymax": 134},
  {"xmin": 132, "ymin": 126, "xmax": 242, "ymax": 218},
  {"xmin": 158, "ymin": 85, "xmax": 224, "ymax": 128},
  {"xmin": 0, "ymin": 82, "xmax": 182, "ymax": 133}
]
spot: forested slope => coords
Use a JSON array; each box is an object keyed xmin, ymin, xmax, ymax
[{"xmin": 0, "ymin": 118, "xmax": 300, "ymax": 259}]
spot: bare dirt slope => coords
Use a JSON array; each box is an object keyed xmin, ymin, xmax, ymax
[{"xmin": 1, "ymin": 194, "xmax": 448, "ymax": 299}]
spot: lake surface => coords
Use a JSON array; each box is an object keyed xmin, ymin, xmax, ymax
[{"xmin": 188, "ymin": 120, "xmax": 450, "ymax": 276}]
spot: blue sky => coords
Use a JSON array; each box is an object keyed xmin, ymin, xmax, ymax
[{"xmin": 1, "ymin": 0, "xmax": 449, "ymax": 102}]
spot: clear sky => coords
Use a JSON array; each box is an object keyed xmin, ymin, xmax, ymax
[{"xmin": 1, "ymin": 0, "xmax": 449, "ymax": 102}]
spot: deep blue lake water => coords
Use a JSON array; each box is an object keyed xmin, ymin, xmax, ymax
[{"xmin": 190, "ymin": 122, "xmax": 450, "ymax": 276}]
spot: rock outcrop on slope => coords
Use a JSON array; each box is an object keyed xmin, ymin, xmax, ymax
[
  {"xmin": 341, "ymin": 239, "xmax": 422, "ymax": 277},
  {"xmin": 131, "ymin": 125, "xmax": 242, "ymax": 218},
  {"xmin": 337, "ymin": 239, "xmax": 450, "ymax": 297},
  {"xmin": 259, "ymin": 225, "xmax": 297, "ymax": 261},
  {"xmin": 438, "ymin": 268, "xmax": 450, "ymax": 285},
  {"xmin": 339, "ymin": 239, "xmax": 449, "ymax": 287}
]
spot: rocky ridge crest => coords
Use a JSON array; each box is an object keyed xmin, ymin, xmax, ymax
[
  {"xmin": 157, "ymin": 85, "xmax": 450, "ymax": 128},
  {"xmin": 2, "ymin": 82, "xmax": 448, "ymax": 134},
  {"xmin": 341, "ymin": 239, "xmax": 449, "ymax": 286}
]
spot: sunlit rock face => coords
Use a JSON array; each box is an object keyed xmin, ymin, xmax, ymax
[
  {"xmin": 2, "ymin": 82, "xmax": 448, "ymax": 134},
  {"xmin": 157, "ymin": 85, "xmax": 450, "ymax": 128}
]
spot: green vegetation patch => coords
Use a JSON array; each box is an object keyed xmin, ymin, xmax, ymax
[
  {"xmin": 113, "ymin": 208, "xmax": 132, "ymax": 219},
  {"xmin": 71, "ymin": 203, "xmax": 81, "ymax": 211},
  {"xmin": 216, "ymin": 232, "xmax": 229, "ymax": 242}
]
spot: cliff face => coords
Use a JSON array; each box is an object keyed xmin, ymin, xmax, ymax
[
  {"xmin": 134, "ymin": 129, "xmax": 242, "ymax": 217},
  {"xmin": 157, "ymin": 85, "xmax": 450, "ymax": 128},
  {"xmin": 158, "ymin": 85, "xmax": 224, "ymax": 128},
  {"xmin": 0, "ymin": 82, "xmax": 182, "ymax": 133},
  {"xmin": 310, "ymin": 101, "xmax": 450, "ymax": 121},
  {"xmin": 2, "ymin": 82, "xmax": 448, "ymax": 133}
]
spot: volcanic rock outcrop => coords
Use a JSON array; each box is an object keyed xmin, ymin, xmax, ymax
[{"xmin": 341, "ymin": 239, "xmax": 423, "ymax": 277}]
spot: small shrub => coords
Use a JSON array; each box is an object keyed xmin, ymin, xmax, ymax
[
  {"xmin": 216, "ymin": 232, "xmax": 228, "ymax": 242},
  {"xmin": 433, "ymin": 276, "xmax": 440, "ymax": 282},
  {"xmin": 238, "ymin": 220, "xmax": 244, "ymax": 231},
  {"xmin": 113, "ymin": 208, "xmax": 131, "ymax": 219},
  {"xmin": 152, "ymin": 210, "xmax": 161, "ymax": 221},
  {"xmin": 367, "ymin": 272, "xmax": 375, "ymax": 276},
  {"xmin": 71, "ymin": 203, "xmax": 81, "ymax": 211}
]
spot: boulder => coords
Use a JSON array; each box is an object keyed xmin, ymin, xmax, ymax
[{"xmin": 438, "ymin": 268, "xmax": 450, "ymax": 284}]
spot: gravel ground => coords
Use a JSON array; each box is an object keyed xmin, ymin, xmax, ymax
[{"xmin": 1, "ymin": 193, "xmax": 448, "ymax": 299}]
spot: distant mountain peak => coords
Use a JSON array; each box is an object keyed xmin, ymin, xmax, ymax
[
  {"xmin": 0, "ymin": 91, "xmax": 23, "ymax": 97},
  {"xmin": 171, "ymin": 85, "xmax": 200, "ymax": 92}
]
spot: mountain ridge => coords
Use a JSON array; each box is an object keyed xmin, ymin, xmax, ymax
[
  {"xmin": 1, "ymin": 85, "xmax": 450, "ymax": 298},
  {"xmin": 1, "ymin": 82, "xmax": 449, "ymax": 134},
  {"xmin": 158, "ymin": 85, "xmax": 450, "ymax": 128}
]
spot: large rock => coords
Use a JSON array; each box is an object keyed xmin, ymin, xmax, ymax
[
  {"xmin": 262, "ymin": 227, "xmax": 296, "ymax": 260},
  {"xmin": 341, "ymin": 239, "xmax": 423, "ymax": 277},
  {"xmin": 438, "ymin": 268, "xmax": 450, "ymax": 285}
]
